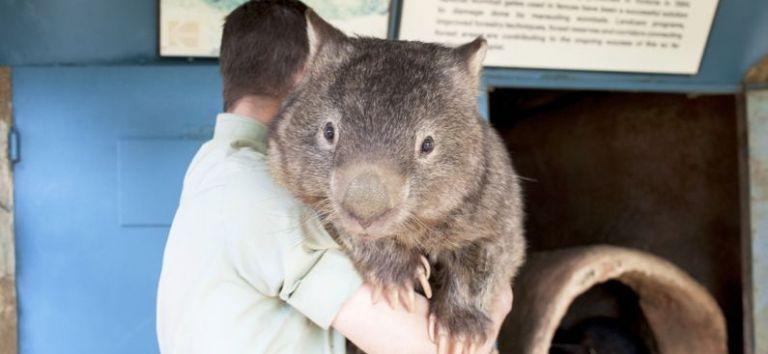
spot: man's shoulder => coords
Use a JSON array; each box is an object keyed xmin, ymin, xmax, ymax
[{"xmin": 185, "ymin": 141, "xmax": 302, "ymax": 220}]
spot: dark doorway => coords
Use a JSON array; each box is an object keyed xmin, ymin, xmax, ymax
[{"xmin": 490, "ymin": 89, "xmax": 742, "ymax": 353}]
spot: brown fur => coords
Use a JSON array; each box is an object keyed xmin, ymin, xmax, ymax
[{"xmin": 267, "ymin": 10, "xmax": 526, "ymax": 341}]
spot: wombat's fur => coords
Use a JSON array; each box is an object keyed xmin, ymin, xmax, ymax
[{"xmin": 268, "ymin": 10, "xmax": 526, "ymax": 346}]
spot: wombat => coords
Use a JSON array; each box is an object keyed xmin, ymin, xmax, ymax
[{"xmin": 267, "ymin": 10, "xmax": 526, "ymax": 352}]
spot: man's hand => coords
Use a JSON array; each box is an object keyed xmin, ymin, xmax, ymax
[{"xmin": 332, "ymin": 283, "xmax": 513, "ymax": 354}]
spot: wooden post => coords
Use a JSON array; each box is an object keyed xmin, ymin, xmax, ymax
[
  {"xmin": 0, "ymin": 67, "xmax": 17, "ymax": 354},
  {"xmin": 744, "ymin": 55, "xmax": 768, "ymax": 354}
]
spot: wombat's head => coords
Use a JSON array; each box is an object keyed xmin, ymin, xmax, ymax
[{"xmin": 268, "ymin": 11, "xmax": 488, "ymax": 243}]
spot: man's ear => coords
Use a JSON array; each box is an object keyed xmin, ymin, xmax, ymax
[
  {"xmin": 303, "ymin": 9, "xmax": 348, "ymax": 72},
  {"xmin": 455, "ymin": 37, "xmax": 488, "ymax": 89}
]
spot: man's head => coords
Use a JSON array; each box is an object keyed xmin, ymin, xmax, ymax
[{"xmin": 220, "ymin": 0, "xmax": 309, "ymax": 112}]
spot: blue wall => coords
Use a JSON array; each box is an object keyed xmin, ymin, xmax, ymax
[
  {"xmin": 12, "ymin": 66, "xmax": 219, "ymax": 354},
  {"xmin": 0, "ymin": 0, "xmax": 158, "ymax": 65},
  {"xmin": 1, "ymin": 1, "xmax": 768, "ymax": 354}
]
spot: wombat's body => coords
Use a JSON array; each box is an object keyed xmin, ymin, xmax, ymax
[{"xmin": 268, "ymin": 11, "xmax": 525, "ymax": 349}]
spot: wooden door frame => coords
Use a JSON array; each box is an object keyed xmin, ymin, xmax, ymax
[{"xmin": 0, "ymin": 67, "xmax": 17, "ymax": 354}]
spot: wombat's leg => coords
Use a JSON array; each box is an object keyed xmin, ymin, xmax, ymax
[
  {"xmin": 429, "ymin": 246, "xmax": 499, "ymax": 354},
  {"xmin": 350, "ymin": 240, "xmax": 431, "ymax": 312}
]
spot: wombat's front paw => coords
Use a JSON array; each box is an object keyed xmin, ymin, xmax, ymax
[
  {"xmin": 428, "ymin": 305, "xmax": 492, "ymax": 354},
  {"xmin": 368, "ymin": 255, "xmax": 432, "ymax": 312}
]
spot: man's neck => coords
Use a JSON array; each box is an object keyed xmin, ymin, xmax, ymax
[{"xmin": 228, "ymin": 96, "xmax": 282, "ymax": 125}]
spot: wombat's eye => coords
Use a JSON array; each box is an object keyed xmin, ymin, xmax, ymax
[
  {"xmin": 420, "ymin": 136, "xmax": 434, "ymax": 155},
  {"xmin": 323, "ymin": 122, "xmax": 335, "ymax": 142}
]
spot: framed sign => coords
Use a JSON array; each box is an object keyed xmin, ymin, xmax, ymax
[
  {"xmin": 160, "ymin": 0, "xmax": 392, "ymax": 57},
  {"xmin": 398, "ymin": 0, "xmax": 720, "ymax": 74}
]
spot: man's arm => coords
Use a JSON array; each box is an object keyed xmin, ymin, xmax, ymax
[{"xmin": 332, "ymin": 284, "xmax": 512, "ymax": 354}]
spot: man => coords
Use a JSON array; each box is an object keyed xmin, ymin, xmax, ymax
[{"xmin": 156, "ymin": 1, "xmax": 512, "ymax": 353}]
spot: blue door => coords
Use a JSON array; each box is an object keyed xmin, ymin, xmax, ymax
[{"xmin": 13, "ymin": 65, "xmax": 221, "ymax": 354}]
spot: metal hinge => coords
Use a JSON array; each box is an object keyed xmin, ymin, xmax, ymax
[{"xmin": 8, "ymin": 125, "xmax": 19, "ymax": 165}]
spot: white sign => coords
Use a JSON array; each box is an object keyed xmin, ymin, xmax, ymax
[
  {"xmin": 398, "ymin": 0, "xmax": 720, "ymax": 74},
  {"xmin": 160, "ymin": 0, "xmax": 391, "ymax": 57}
]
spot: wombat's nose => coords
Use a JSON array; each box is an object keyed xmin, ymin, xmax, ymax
[{"xmin": 342, "ymin": 172, "xmax": 393, "ymax": 227}]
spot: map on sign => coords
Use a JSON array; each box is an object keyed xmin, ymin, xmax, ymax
[
  {"xmin": 160, "ymin": 0, "xmax": 391, "ymax": 57},
  {"xmin": 398, "ymin": 0, "xmax": 720, "ymax": 74}
]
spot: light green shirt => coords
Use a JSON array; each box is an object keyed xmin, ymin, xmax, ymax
[{"xmin": 157, "ymin": 113, "xmax": 362, "ymax": 354}]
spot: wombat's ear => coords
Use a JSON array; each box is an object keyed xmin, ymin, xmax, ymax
[
  {"xmin": 455, "ymin": 37, "xmax": 488, "ymax": 88},
  {"xmin": 303, "ymin": 9, "xmax": 348, "ymax": 70}
]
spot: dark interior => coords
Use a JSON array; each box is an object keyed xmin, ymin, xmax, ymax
[
  {"xmin": 489, "ymin": 89, "xmax": 742, "ymax": 353},
  {"xmin": 551, "ymin": 281, "xmax": 658, "ymax": 354}
]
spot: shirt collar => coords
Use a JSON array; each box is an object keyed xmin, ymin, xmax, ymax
[{"xmin": 213, "ymin": 113, "xmax": 269, "ymax": 153}]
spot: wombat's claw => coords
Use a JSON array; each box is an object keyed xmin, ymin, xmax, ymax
[
  {"xmin": 417, "ymin": 255, "xmax": 432, "ymax": 299},
  {"xmin": 429, "ymin": 314, "xmax": 485, "ymax": 354},
  {"xmin": 438, "ymin": 333, "xmax": 483, "ymax": 354},
  {"xmin": 419, "ymin": 254, "xmax": 431, "ymax": 279},
  {"xmin": 371, "ymin": 282, "xmax": 417, "ymax": 312},
  {"xmin": 369, "ymin": 255, "xmax": 431, "ymax": 312},
  {"xmin": 390, "ymin": 285, "xmax": 416, "ymax": 312}
]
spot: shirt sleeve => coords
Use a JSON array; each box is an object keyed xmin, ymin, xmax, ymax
[
  {"xmin": 280, "ymin": 247, "xmax": 363, "ymax": 329},
  {"xmin": 219, "ymin": 163, "xmax": 363, "ymax": 330}
]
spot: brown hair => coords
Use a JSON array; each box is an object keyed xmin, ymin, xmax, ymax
[{"xmin": 220, "ymin": 0, "xmax": 309, "ymax": 110}]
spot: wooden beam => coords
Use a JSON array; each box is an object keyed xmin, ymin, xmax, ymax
[{"xmin": 0, "ymin": 67, "xmax": 17, "ymax": 354}]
